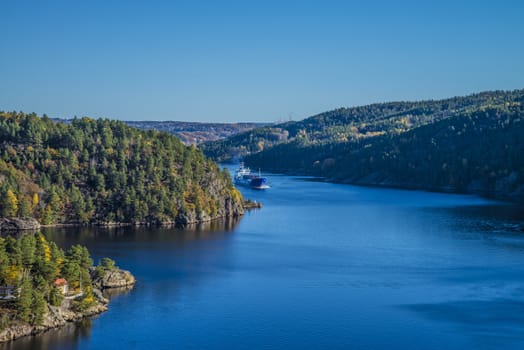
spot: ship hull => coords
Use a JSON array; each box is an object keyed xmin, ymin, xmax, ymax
[{"xmin": 234, "ymin": 163, "xmax": 270, "ymax": 190}]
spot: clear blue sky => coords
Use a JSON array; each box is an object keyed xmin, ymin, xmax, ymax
[{"xmin": 1, "ymin": 0, "xmax": 523, "ymax": 122}]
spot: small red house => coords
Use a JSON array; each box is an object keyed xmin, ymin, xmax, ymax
[{"xmin": 54, "ymin": 278, "xmax": 69, "ymax": 295}]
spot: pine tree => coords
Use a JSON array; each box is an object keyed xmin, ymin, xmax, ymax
[
  {"xmin": 31, "ymin": 289, "xmax": 46, "ymax": 326},
  {"xmin": 20, "ymin": 234, "xmax": 36, "ymax": 268},
  {"xmin": 17, "ymin": 278, "xmax": 33, "ymax": 323},
  {"xmin": 18, "ymin": 196, "xmax": 32, "ymax": 217}
]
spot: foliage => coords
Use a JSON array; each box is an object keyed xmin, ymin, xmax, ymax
[
  {"xmin": 16, "ymin": 278, "xmax": 33, "ymax": 323},
  {"xmin": 100, "ymin": 257, "xmax": 116, "ymax": 270},
  {"xmin": 0, "ymin": 113, "xmax": 243, "ymax": 224},
  {"xmin": 203, "ymin": 90, "xmax": 524, "ymax": 161},
  {"xmin": 72, "ymin": 293, "xmax": 96, "ymax": 313},
  {"xmin": 48, "ymin": 286, "xmax": 64, "ymax": 307},
  {"xmin": 0, "ymin": 233, "xmax": 97, "ymax": 326},
  {"xmin": 232, "ymin": 89, "xmax": 524, "ymax": 201}
]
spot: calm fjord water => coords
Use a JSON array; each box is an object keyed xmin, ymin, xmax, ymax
[{"xmin": 4, "ymin": 172, "xmax": 524, "ymax": 350}]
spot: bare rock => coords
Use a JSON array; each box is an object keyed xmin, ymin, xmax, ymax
[
  {"xmin": 0, "ymin": 217, "xmax": 40, "ymax": 231},
  {"xmin": 0, "ymin": 302, "xmax": 108, "ymax": 343},
  {"xmin": 93, "ymin": 268, "xmax": 136, "ymax": 289},
  {"xmin": 0, "ymin": 321, "xmax": 33, "ymax": 343}
]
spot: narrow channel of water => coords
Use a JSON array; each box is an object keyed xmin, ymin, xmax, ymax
[{"xmin": 3, "ymin": 172, "xmax": 524, "ymax": 349}]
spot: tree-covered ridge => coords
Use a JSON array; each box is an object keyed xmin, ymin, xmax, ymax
[
  {"xmin": 0, "ymin": 233, "xmax": 97, "ymax": 328},
  {"xmin": 0, "ymin": 112, "xmax": 243, "ymax": 225},
  {"xmin": 245, "ymin": 92, "xmax": 524, "ymax": 201},
  {"xmin": 124, "ymin": 120, "xmax": 269, "ymax": 145},
  {"xmin": 201, "ymin": 89, "xmax": 524, "ymax": 161}
]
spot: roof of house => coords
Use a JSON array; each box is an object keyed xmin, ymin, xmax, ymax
[{"xmin": 54, "ymin": 278, "xmax": 68, "ymax": 286}]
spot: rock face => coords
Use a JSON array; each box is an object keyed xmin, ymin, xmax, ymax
[
  {"xmin": 0, "ymin": 217, "xmax": 40, "ymax": 231},
  {"xmin": 92, "ymin": 268, "xmax": 136, "ymax": 289},
  {"xmin": 0, "ymin": 300, "xmax": 107, "ymax": 343},
  {"xmin": 175, "ymin": 170, "xmax": 244, "ymax": 225},
  {"xmin": 0, "ymin": 322, "xmax": 33, "ymax": 343}
]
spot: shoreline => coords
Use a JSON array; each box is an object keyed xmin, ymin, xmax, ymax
[
  {"xmin": 1, "ymin": 190, "xmax": 265, "ymax": 232},
  {"xmin": 40, "ymin": 214, "xmax": 247, "ymax": 228},
  {"xmin": 1, "ymin": 212, "xmax": 250, "ymax": 232},
  {"xmin": 256, "ymin": 167, "xmax": 523, "ymax": 205},
  {"xmin": 0, "ymin": 268, "xmax": 135, "ymax": 344},
  {"xmin": 0, "ymin": 301, "xmax": 109, "ymax": 343}
]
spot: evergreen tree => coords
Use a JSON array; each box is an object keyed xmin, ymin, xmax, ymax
[
  {"xmin": 17, "ymin": 278, "xmax": 33, "ymax": 323},
  {"xmin": 31, "ymin": 289, "xmax": 46, "ymax": 326},
  {"xmin": 20, "ymin": 234, "xmax": 36, "ymax": 268}
]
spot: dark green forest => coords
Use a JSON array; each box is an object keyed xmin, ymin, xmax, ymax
[
  {"xmin": 202, "ymin": 90, "xmax": 524, "ymax": 161},
  {"xmin": 0, "ymin": 112, "xmax": 243, "ymax": 225},
  {"xmin": 204, "ymin": 89, "xmax": 524, "ymax": 201}
]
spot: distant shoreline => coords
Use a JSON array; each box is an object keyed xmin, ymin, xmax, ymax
[{"xmin": 257, "ymin": 168, "xmax": 524, "ymax": 205}]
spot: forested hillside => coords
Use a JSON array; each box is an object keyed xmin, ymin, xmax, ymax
[
  {"xmin": 202, "ymin": 90, "xmax": 523, "ymax": 162},
  {"xmin": 0, "ymin": 112, "xmax": 244, "ymax": 225},
  {"xmin": 206, "ymin": 89, "xmax": 524, "ymax": 202}
]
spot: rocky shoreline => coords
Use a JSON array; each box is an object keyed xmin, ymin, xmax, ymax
[
  {"xmin": 92, "ymin": 267, "xmax": 136, "ymax": 290},
  {"xmin": 0, "ymin": 192, "xmax": 258, "ymax": 232},
  {"xmin": 0, "ymin": 217, "xmax": 40, "ymax": 231},
  {"xmin": 0, "ymin": 301, "xmax": 108, "ymax": 343},
  {"xmin": 0, "ymin": 268, "xmax": 135, "ymax": 344},
  {"xmin": 243, "ymin": 200, "xmax": 263, "ymax": 209}
]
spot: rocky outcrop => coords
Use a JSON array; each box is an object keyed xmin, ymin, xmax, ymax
[
  {"xmin": 0, "ymin": 321, "xmax": 32, "ymax": 343},
  {"xmin": 174, "ymin": 170, "xmax": 244, "ymax": 225},
  {"xmin": 91, "ymin": 268, "xmax": 136, "ymax": 289},
  {"xmin": 0, "ymin": 268, "xmax": 136, "ymax": 343},
  {"xmin": 0, "ymin": 299, "xmax": 107, "ymax": 343},
  {"xmin": 0, "ymin": 217, "xmax": 40, "ymax": 231},
  {"xmin": 243, "ymin": 200, "xmax": 262, "ymax": 209}
]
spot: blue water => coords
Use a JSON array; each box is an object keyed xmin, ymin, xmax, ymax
[{"xmin": 4, "ymin": 172, "xmax": 524, "ymax": 349}]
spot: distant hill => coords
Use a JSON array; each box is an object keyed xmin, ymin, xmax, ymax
[
  {"xmin": 54, "ymin": 119, "xmax": 269, "ymax": 146},
  {"xmin": 201, "ymin": 90, "xmax": 523, "ymax": 161},
  {"xmin": 124, "ymin": 121, "xmax": 269, "ymax": 145},
  {"xmin": 0, "ymin": 112, "xmax": 244, "ymax": 225},
  {"xmin": 203, "ymin": 89, "xmax": 524, "ymax": 202}
]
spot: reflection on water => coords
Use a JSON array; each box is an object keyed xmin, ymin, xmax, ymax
[
  {"xmin": 425, "ymin": 205, "xmax": 524, "ymax": 252},
  {"xmin": 42, "ymin": 216, "xmax": 241, "ymax": 248},
  {"xmin": 433, "ymin": 204, "xmax": 524, "ymax": 226},
  {"xmin": 1, "ymin": 319, "xmax": 93, "ymax": 350},
  {"xmin": 0, "ymin": 217, "xmax": 240, "ymax": 350},
  {"xmin": 102, "ymin": 286, "xmax": 134, "ymax": 300}
]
